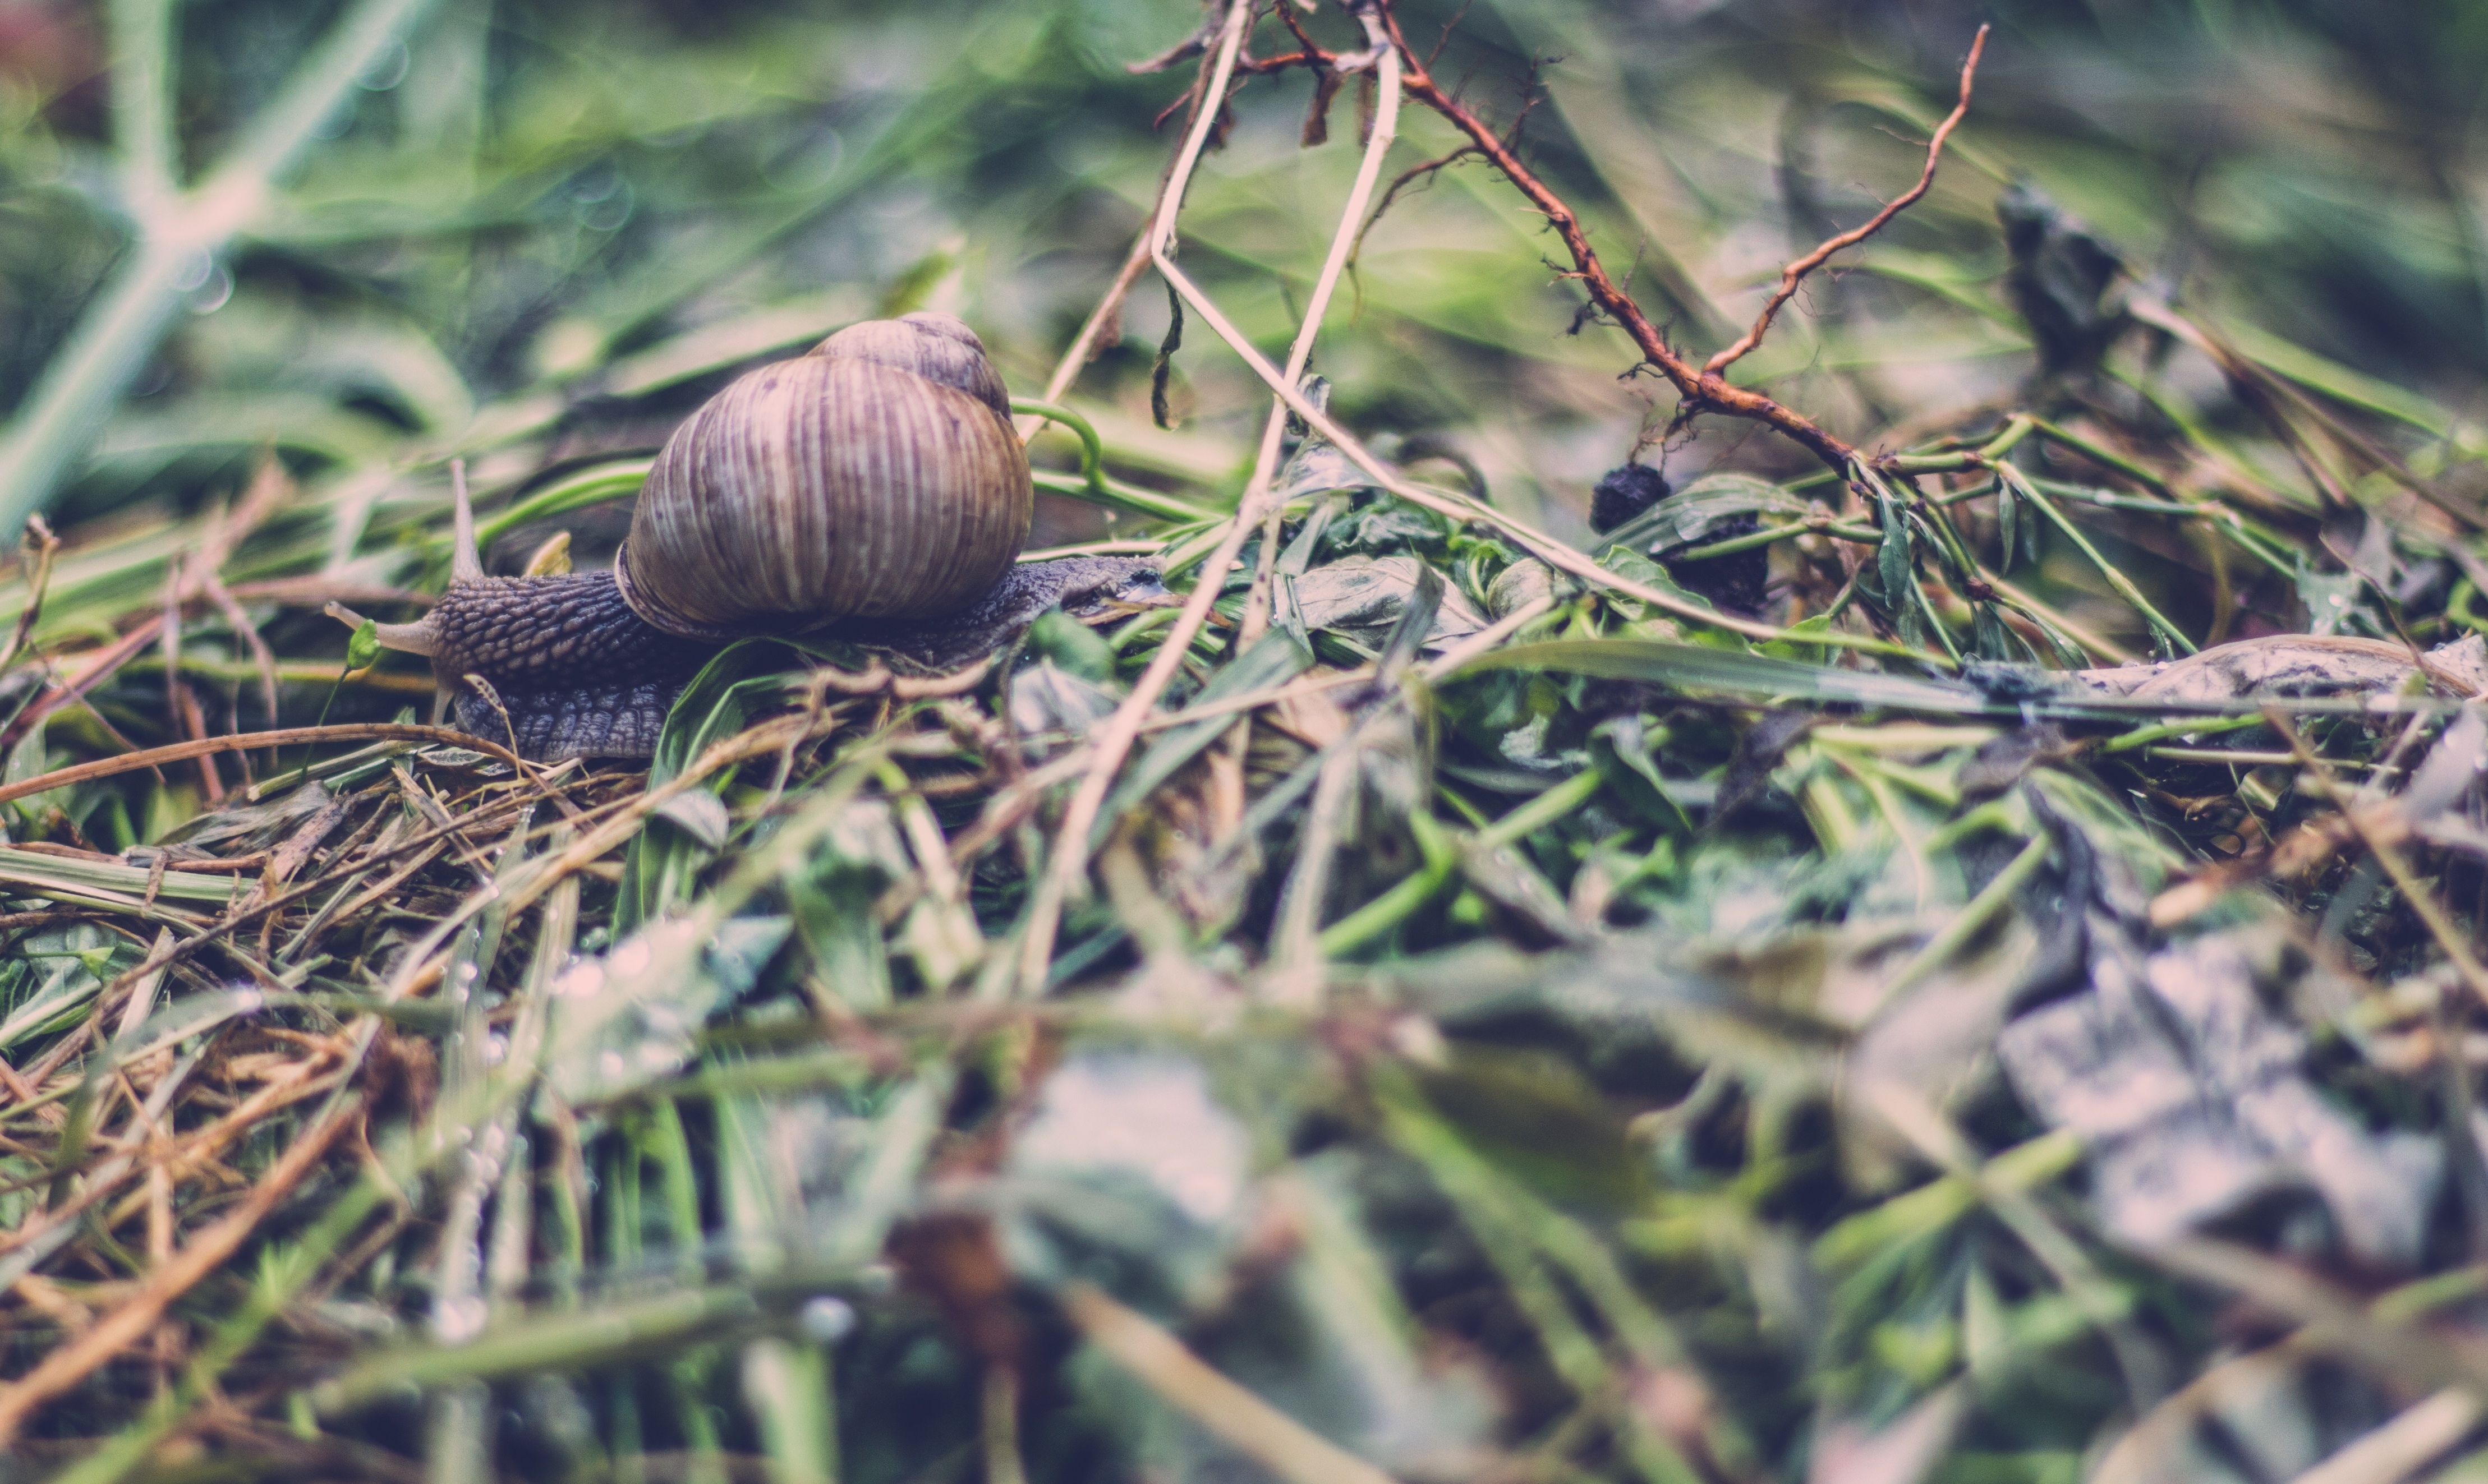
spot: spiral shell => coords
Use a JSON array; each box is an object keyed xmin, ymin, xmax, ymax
[{"xmin": 617, "ymin": 311, "xmax": 1033, "ymax": 639}]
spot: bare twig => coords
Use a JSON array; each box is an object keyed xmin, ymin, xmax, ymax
[
  {"xmin": 1018, "ymin": 3, "xmax": 1410, "ymax": 992},
  {"xmin": 1349, "ymin": 145, "xmax": 1480, "ymax": 267},
  {"xmin": 1374, "ymin": 12, "xmax": 1852, "ymax": 471},
  {"xmin": 1014, "ymin": 0, "xmax": 1261, "ymax": 992},
  {"xmin": 1018, "ymin": 0, "xmax": 1264, "ymax": 440},
  {"xmin": 1141, "ymin": 250, "xmax": 1927, "ymax": 653},
  {"xmin": 0, "ymin": 723, "xmax": 526, "ymax": 808},
  {"xmin": 1375, "ymin": 14, "xmax": 1985, "ymax": 473},
  {"xmin": 201, "ymin": 569, "xmax": 283, "ymax": 746},
  {"xmin": 0, "ymin": 516, "xmax": 61, "ymax": 675},
  {"xmin": 1705, "ymin": 26, "xmax": 1990, "ymax": 376}
]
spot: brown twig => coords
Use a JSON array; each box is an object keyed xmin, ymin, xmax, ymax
[
  {"xmin": 7, "ymin": 784, "xmax": 569, "ymax": 1100},
  {"xmin": 1350, "ymin": 145, "xmax": 1480, "ymax": 265},
  {"xmin": 0, "ymin": 578, "xmax": 426, "ymax": 755},
  {"xmin": 1705, "ymin": 26, "xmax": 1989, "ymax": 376},
  {"xmin": 2, "ymin": 619, "xmax": 166, "ymax": 752},
  {"xmin": 1346, "ymin": 12, "xmax": 1990, "ymax": 472},
  {"xmin": 1377, "ymin": 7, "xmax": 1877, "ymax": 475},
  {"xmin": 0, "ymin": 515, "xmax": 60, "ymax": 675},
  {"xmin": 174, "ymin": 680, "xmax": 224, "ymax": 803},
  {"xmin": 201, "ymin": 570, "xmax": 283, "ymax": 743},
  {"xmin": 0, "ymin": 723, "xmax": 526, "ymax": 808}
]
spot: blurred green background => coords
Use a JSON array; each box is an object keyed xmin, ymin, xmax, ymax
[{"xmin": 4, "ymin": 0, "xmax": 2487, "ymax": 570}]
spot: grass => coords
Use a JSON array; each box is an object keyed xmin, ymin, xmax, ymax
[{"xmin": 3, "ymin": 2, "xmax": 2488, "ymax": 1482}]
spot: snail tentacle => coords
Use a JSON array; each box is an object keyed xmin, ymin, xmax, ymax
[
  {"xmin": 321, "ymin": 601, "xmax": 441, "ymax": 660},
  {"xmin": 448, "ymin": 459, "xmax": 485, "ymax": 586}
]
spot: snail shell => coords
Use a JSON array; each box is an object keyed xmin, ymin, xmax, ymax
[
  {"xmin": 618, "ymin": 312, "xmax": 1034, "ymax": 639},
  {"xmin": 331, "ymin": 313, "xmax": 1162, "ymax": 762}
]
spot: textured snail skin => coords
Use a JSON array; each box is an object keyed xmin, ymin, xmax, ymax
[
  {"xmin": 428, "ymin": 557, "xmax": 1167, "ymax": 762},
  {"xmin": 427, "ymin": 572, "xmax": 716, "ymax": 761},
  {"xmin": 824, "ymin": 555, "xmax": 1169, "ymax": 673}
]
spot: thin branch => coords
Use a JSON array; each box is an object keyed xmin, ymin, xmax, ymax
[
  {"xmin": 1706, "ymin": 26, "xmax": 1990, "ymax": 376},
  {"xmin": 1271, "ymin": 0, "xmax": 1324, "ymax": 61},
  {"xmin": 1378, "ymin": 7, "xmax": 1861, "ymax": 475},
  {"xmin": 1425, "ymin": 1, "xmax": 1474, "ymax": 69},
  {"xmin": 1019, "ymin": 4, "xmax": 1263, "ymax": 439},
  {"xmin": 0, "ymin": 1097, "xmax": 359, "ymax": 1449},
  {"xmin": 1350, "ymin": 145, "xmax": 1480, "ymax": 266},
  {"xmin": 1144, "ymin": 250, "xmax": 1933, "ymax": 655},
  {"xmin": 1018, "ymin": 0, "xmax": 1392, "ymax": 993}
]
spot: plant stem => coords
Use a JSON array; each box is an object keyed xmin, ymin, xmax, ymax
[{"xmin": 1998, "ymin": 466, "xmax": 2197, "ymax": 656}]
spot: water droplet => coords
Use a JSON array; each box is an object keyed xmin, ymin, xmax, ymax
[
  {"xmin": 612, "ymin": 938, "xmax": 654, "ymax": 976},
  {"xmin": 355, "ymin": 41, "xmax": 410, "ymax": 93},
  {"xmin": 433, "ymin": 1294, "xmax": 488, "ymax": 1344},
  {"xmin": 799, "ymin": 1296, "xmax": 856, "ymax": 1344}
]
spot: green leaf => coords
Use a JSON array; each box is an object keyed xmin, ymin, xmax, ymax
[
  {"xmin": 1456, "ymin": 639, "xmax": 1981, "ymax": 712},
  {"xmin": 618, "ymin": 639, "xmax": 802, "ymax": 933},
  {"xmin": 345, "ymin": 617, "xmax": 381, "ymax": 672},
  {"xmin": 1588, "ymin": 716, "xmax": 1691, "ymax": 835},
  {"xmin": 1028, "ymin": 609, "xmax": 1118, "ymax": 684},
  {"xmin": 1374, "ymin": 560, "xmax": 1445, "ymax": 680},
  {"xmin": 1876, "ymin": 493, "xmax": 1913, "ymax": 612}
]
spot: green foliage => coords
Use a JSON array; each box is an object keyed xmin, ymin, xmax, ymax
[{"xmin": 3, "ymin": 2, "xmax": 2488, "ymax": 1483}]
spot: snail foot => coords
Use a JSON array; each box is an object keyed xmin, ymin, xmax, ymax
[{"xmin": 452, "ymin": 674, "xmax": 683, "ymax": 762}]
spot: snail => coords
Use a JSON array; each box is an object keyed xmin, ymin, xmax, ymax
[{"xmin": 329, "ymin": 312, "xmax": 1170, "ymax": 761}]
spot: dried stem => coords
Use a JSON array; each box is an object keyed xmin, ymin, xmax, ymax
[
  {"xmin": 1019, "ymin": 1, "xmax": 1296, "ymax": 441},
  {"xmin": 1014, "ymin": 0, "xmax": 1259, "ymax": 993},
  {"xmin": 0, "ymin": 1096, "xmax": 359, "ymax": 1448},
  {"xmin": 1705, "ymin": 26, "xmax": 1990, "ymax": 376},
  {"xmin": 1376, "ymin": 8, "xmax": 1861, "ymax": 473},
  {"xmin": 0, "ymin": 723, "xmax": 524, "ymax": 808}
]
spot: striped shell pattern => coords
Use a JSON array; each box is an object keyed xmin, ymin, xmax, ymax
[{"xmin": 617, "ymin": 312, "xmax": 1034, "ymax": 640}]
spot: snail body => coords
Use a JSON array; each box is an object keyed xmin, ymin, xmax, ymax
[{"xmin": 338, "ymin": 313, "xmax": 1161, "ymax": 761}]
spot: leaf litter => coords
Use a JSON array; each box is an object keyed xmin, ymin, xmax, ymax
[{"xmin": 3, "ymin": 6, "xmax": 2488, "ymax": 1484}]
